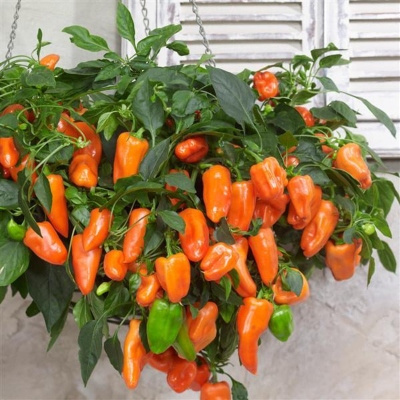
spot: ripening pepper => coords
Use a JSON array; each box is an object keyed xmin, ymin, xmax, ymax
[
  {"xmin": 57, "ymin": 112, "xmax": 80, "ymax": 139},
  {"xmin": 253, "ymin": 70, "xmax": 279, "ymax": 100},
  {"xmin": 250, "ymin": 157, "xmax": 288, "ymax": 201},
  {"xmin": 165, "ymin": 169, "xmax": 190, "ymax": 207},
  {"xmin": 9, "ymin": 154, "xmax": 38, "ymax": 183},
  {"xmin": 253, "ymin": 193, "xmax": 289, "ymax": 229},
  {"xmin": 325, "ymin": 238, "xmax": 363, "ymax": 281},
  {"xmin": 335, "ymin": 143, "xmax": 372, "ymax": 189},
  {"xmin": 71, "ymin": 234, "xmax": 102, "ymax": 295},
  {"xmin": 136, "ymin": 265, "xmax": 162, "ymax": 307},
  {"xmin": 295, "ymin": 106, "xmax": 315, "ymax": 127},
  {"xmin": 147, "ymin": 298, "xmax": 184, "ymax": 354},
  {"xmin": 123, "ymin": 208, "xmax": 151, "ymax": 263},
  {"xmin": 39, "ymin": 53, "xmax": 60, "ymax": 70},
  {"xmin": 82, "ymin": 208, "xmax": 114, "ymax": 251},
  {"xmin": 300, "ymin": 199, "xmax": 339, "ymax": 258},
  {"xmin": 231, "ymin": 237, "xmax": 257, "ymax": 298},
  {"xmin": 0, "ymin": 137, "xmax": 19, "ymax": 168},
  {"xmin": 122, "ymin": 319, "xmax": 147, "ymax": 390},
  {"xmin": 200, "ymin": 381, "xmax": 232, "ymax": 400},
  {"xmin": 72, "ymin": 122, "xmax": 103, "ymax": 165},
  {"xmin": 23, "ymin": 221, "xmax": 68, "ymax": 265},
  {"xmin": 103, "ymin": 249, "xmax": 128, "ymax": 281},
  {"xmin": 314, "ymin": 132, "xmax": 333, "ymax": 155},
  {"xmin": 68, "ymin": 154, "xmax": 98, "ymax": 188},
  {"xmin": 248, "ymin": 228, "xmax": 278, "ymax": 286},
  {"xmin": 147, "ymin": 347, "xmax": 179, "ymax": 374},
  {"xmin": 227, "ymin": 180, "xmax": 256, "ymax": 233},
  {"xmin": 173, "ymin": 317, "xmax": 197, "ymax": 362},
  {"xmin": 178, "ymin": 208, "xmax": 210, "ymax": 262},
  {"xmin": 200, "ymin": 242, "xmax": 239, "ymax": 281},
  {"xmin": 113, "ymin": 132, "xmax": 149, "ymax": 183},
  {"xmin": 167, "ymin": 358, "xmax": 197, "ymax": 393},
  {"xmin": 45, "ymin": 174, "xmax": 69, "ymax": 238},
  {"xmin": 237, "ymin": 297, "xmax": 274, "ymax": 374},
  {"xmin": 190, "ymin": 357, "xmax": 211, "ymax": 392},
  {"xmin": 1, "ymin": 165, "xmax": 11, "ymax": 179},
  {"xmin": 268, "ymin": 304, "xmax": 294, "ymax": 342},
  {"xmin": 202, "ymin": 165, "xmax": 232, "ymax": 223},
  {"xmin": 174, "ymin": 136, "xmax": 209, "ymax": 163},
  {"xmin": 186, "ymin": 302, "xmax": 218, "ymax": 353},
  {"xmin": 284, "ymin": 154, "xmax": 300, "ymax": 168},
  {"xmin": 287, "ymin": 175, "xmax": 317, "ymax": 229},
  {"xmin": 272, "ymin": 269, "xmax": 310, "ymax": 305},
  {"xmin": 1, "ymin": 103, "xmax": 31, "ymax": 121},
  {"xmin": 155, "ymin": 253, "xmax": 191, "ymax": 303}
]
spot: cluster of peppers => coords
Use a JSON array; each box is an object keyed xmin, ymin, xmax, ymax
[{"xmin": 0, "ymin": 37, "xmax": 396, "ymax": 399}]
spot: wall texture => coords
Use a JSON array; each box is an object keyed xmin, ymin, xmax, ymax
[{"xmin": 1, "ymin": 2, "xmax": 399, "ymax": 399}]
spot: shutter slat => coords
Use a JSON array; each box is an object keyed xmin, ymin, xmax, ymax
[{"xmin": 181, "ymin": 14, "xmax": 302, "ymax": 22}]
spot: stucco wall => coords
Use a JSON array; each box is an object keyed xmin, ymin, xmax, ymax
[{"xmin": 1, "ymin": 2, "xmax": 399, "ymax": 399}]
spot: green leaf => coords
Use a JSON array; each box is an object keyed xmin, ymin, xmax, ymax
[
  {"xmin": 73, "ymin": 297, "xmax": 93, "ymax": 328},
  {"xmin": 285, "ymin": 268, "xmax": 303, "ymax": 296},
  {"xmin": 171, "ymin": 90, "xmax": 208, "ymax": 118},
  {"xmin": 104, "ymin": 282, "xmax": 130, "ymax": 317},
  {"xmin": 34, "ymin": 173, "xmax": 52, "ymax": 213},
  {"xmin": 278, "ymin": 131, "xmax": 298, "ymax": 149},
  {"xmin": 373, "ymin": 217, "xmax": 392, "ymax": 238},
  {"xmin": 158, "ymin": 210, "xmax": 185, "ymax": 234},
  {"xmin": 24, "ymin": 67, "xmax": 56, "ymax": 89},
  {"xmin": 219, "ymin": 276, "xmax": 232, "ymax": 301},
  {"xmin": 78, "ymin": 320, "xmax": 104, "ymax": 386},
  {"xmin": 94, "ymin": 64, "xmax": 122, "ymax": 82},
  {"xmin": 164, "ymin": 172, "xmax": 196, "ymax": 193},
  {"xmin": 0, "ymin": 114, "xmax": 18, "ymax": 137},
  {"xmin": 348, "ymin": 94, "xmax": 396, "ymax": 137},
  {"xmin": 329, "ymin": 100, "xmax": 357, "ymax": 125},
  {"xmin": 219, "ymin": 302, "xmax": 235, "ymax": 323},
  {"xmin": 316, "ymin": 76, "xmax": 339, "ymax": 92},
  {"xmin": 0, "ymin": 238, "xmax": 30, "ymax": 286},
  {"xmin": 25, "ymin": 255, "xmax": 75, "ymax": 332},
  {"xmin": 26, "ymin": 300, "xmax": 41, "ymax": 317},
  {"xmin": 270, "ymin": 104, "xmax": 306, "ymax": 133},
  {"xmin": 291, "ymin": 90, "xmax": 318, "ymax": 105},
  {"xmin": 214, "ymin": 218, "xmax": 235, "ymax": 245},
  {"xmin": 129, "ymin": 273, "xmax": 141, "ymax": 295},
  {"xmin": 367, "ymin": 257, "xmax": 376, "ymax": 286},
  {"xmin": 231, "ymin": 377, "xmax": 249, "ymax": 400},
  {"xmin": 310, "ymin": 106, "xmax": 341, "ymax": 121},
  {"xmin": 167, "ymin": 40, "xmax": 190, "ymax": 56},
  {"xmin": 117, "ymin": 2, "xmax": 136, "ymax": 47},
  {"xmin": 207, "ymin": 66, "xmax": 257, "ymax": 127},
  {"xmin": 139, "ymin": 137, "xmax": 171, "ymax": 180},
  {"xmin": 374, "ymin": 179, "xmax": 398, "ymax": 217},
  {"xmin": 97, "ymin": 111, "xmax": 119, "ymax": 140},
  {"xmin": 62, "ymin": 26, "xmax": 110, "ymax": 52},
  {"xmin": 149, "ymin": 24, "xmax": 182, "ymax": 56},
  {"xmin": 319, "ymin": 54, "xmax": 349, "ymax": 68},
  {"xmin": 0, "ymin": 285, "xmax": 7, "ymax": 304},
  {"xmin": 104, "ymin": 335, "xmax": 123, "ymax": 374},
  {"xmin": 136, "ymin": 35, "xmax": 162, "ymax": 57},
  {"xmin": 0, "ymin": 180, "xmax": 19, "ymax": 208},
  {"xmin": 210, "ymin": 282, "xmax": 243, "ymax": 306},
  {"xmin": 377, "ymin": 241, "xmax": 397, "ymax": 273},
  {"xmin": 310, "ymin": 43, "xmax": 339, "ymax": 61},
  {"xmin": 47, "ymin": 304, "xmax": 69, "ymax": 351},
  {"xmin": 144, "ymin": 223, "xmax": 164, "ymax": 256}
]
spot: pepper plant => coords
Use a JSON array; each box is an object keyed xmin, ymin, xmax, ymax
[{"xmin": 0, "ymin": 3, "xmax": 398, "ymax": 399}]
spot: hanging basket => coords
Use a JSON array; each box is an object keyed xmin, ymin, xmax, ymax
[{"xmin": 0, "ymin": 3, "xmax": 398, "ymax": 399}]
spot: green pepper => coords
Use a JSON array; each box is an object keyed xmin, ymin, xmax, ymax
[
  {"xmin": 7, "ymin": 219, "xmax": 27, "ymax": 241},
  {"xmin": 173, "ymin": 319, "xmax": 196, "ymax": 361},
  {"xmin": 147, "ymin": 298, "xmax": 183, "ymax": 354},
  {"xmin": 268, "ymin": 304, "xmax": 294, "ymax": 342}
]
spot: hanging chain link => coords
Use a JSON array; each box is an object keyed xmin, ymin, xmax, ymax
[
  {"xmin": 140, "ymin": 0, "xmax": 151, "ymax": 37},
  {"xmin": 5, "ymin": 0, "xmax": 22, "ymax": 60},
  {"xmin": 190, "ymin": 0, "xmax": 215, "ymax": 67}
]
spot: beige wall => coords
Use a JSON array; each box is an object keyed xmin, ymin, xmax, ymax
[{"xmin": 1, "ymin": 2, "xmax": 399, "ymax": 399}]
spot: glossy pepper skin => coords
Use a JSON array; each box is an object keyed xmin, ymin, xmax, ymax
[
  {"xmin": 39, "ymin": 54, "xmax": 60, "ymax": 70},
  {"xmin": 174, "ymin": 136, "xmax": 209, "ymax": 163},
  {"xmin": 272, "ymin": 269, "xmax": 310, "ymax": 305},
  {"xmin": 178, "ymin": 208, "xmax": 210, "ymax": 262},
  {"xmin": 295, "ymin": 106, "xmax": 315, "ymax": 127},
  {"xmin": 335, "ymin": 143, "xmax": 372, "ymax": 189},
  {"xmin": 147, "ymin": 299, "xmax": 184, "ymax": 354},
  {"xmin": 165, "ymin": 168, "xmax": 190, "ymax": 206},
  {"xmin": 231, "ymin": 237, "xmax": 257, "ymax": 298},
  {"xmin": 103, "ymin": 249, "xmax": 128, "ymax": 281},
  {"xmin": 9, "ymin": 154, "xmax": 38, "ymax": 183},
  {"xmin": 190, "ymin": 357, "xmax": 211, "ymax": 391},
  {"xmin": 155, "ymin": 253, "xmax": 191, "ymax": 303},
  {"xmin": 200, "ymin": 381, "xmax": 232, "ymax": 400},
  {"xmin": 202, "ymin": 165, "xmax": 232, "ymax": 223},
  {"xmin": 82, "ymin": 208, "xmax": 113, "ymax": 251},
  {"xmin": 57, "ymin": 112, "xmax": 80, "ymax": 139},
  {"xmin": 136, "ymin": 266, "xmax": 161, "ymax": 307},
  {"xmin": 253, "ymin": 193, "xmax": 289, "ymax": 229},
  {"xmin": 167, "ymin": 358, "xmax": 197, "ymax": 393},
  {"xmin": 187, "ymin": 302, "xmax": 219, "ymax": 353},
  {"xmin": 301, "ymin": 199, "xmax": 339, "ymax": 258},
  {"xmin": 237, "ymin": 297, "xmax": 274, "ymax": 374},
  {"xmin": 0, "ymin": 137, "xmax": 19, "ymax": 168},
  {"xmin": 1, "ymin": 103, "xmax": 30, "ymax": 121},
  {"xmin": 248, "ymin": 228, "xmax": 279, "ymax": 286},
  {"xmin": 250, "ymin": 157, "xmax": 287, "ymax": 201},
  {"xmin": 287, "ymin": 175, "xmax": 317, "ymax": 229},
  {"xmin": 268, "ymin": 304, "xmax": 294, "ymax": 342},
  {"xmin": 72, "ymin": 122, "xmax": 103, "ymax": 165},
  {"xmin": 113, "ymin": 132, "xmax": 149, "ymax": 184},
  {"xmin": 46, "ymin": 174, "xmax": 69, "ymax": 238},
  {"xmin": 68, "ymin": 154, "xmax": 98, "ymax": 188},
  {"xmin": 147, "ymin": 347, "xmax": 179, "ymax": 374},
  {"xmin": 227, "ymin": 180, "xmax": 256, "ymax": 233},
  {"xmin": 200, "ymin": 242, "xmax": 239, "ymax": 281},
  {"xmin": 122, "ymin": 319, "xmax": 147, "ymax": 390},
  {"xmin": 71, "ymin": 234, "xmax": 102, "ymax": 295},
  {"xmin": 123, "ymin": 208, "xmax": 151, "ymax": 263},
  {"xmin": 253, "ymin": 71, "xmax": 279, "ymax": 100},
  {"xmin": 325, "ymin": 239, "xmax": 362, "ymax": 281},
  {"xmin": 23, "ymin": 221, "xmax": 67, "ymax": 265}
]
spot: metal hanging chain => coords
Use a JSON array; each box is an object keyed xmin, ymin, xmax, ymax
[
  {"xmin": 140, "ymin": 0, "xmax": 151, "ymax": 37},
  {"xmin": 190, "ymin": 0, "xmax": 216, "ymax": 67},
  {"xmin": 5, "ymin": 0, "xmax": 22, "ymax": 60}
]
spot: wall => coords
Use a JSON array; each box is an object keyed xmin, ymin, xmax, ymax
[{"xmin": 1, "ymin": 2, "xmax": 399, "ymax": 399}]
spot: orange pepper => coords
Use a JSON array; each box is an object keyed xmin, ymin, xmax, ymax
[
  {"xmin": 167, "ymin": 358, "xmax": 197, "ymax": 393},
  {"xmin": 136, "ymin": 265, "xmax": 161, "ymax": 307},
  {"xmin": 253, "ymin": 193, "xmax": 289, "ymax": 229},
  {"xmin": 72, "ymin": 122, "xmax": 103, "ymax": 165},
  {"xmin": 46, "ymin": 174, "xmax": 69, "ymax": 238},
  {"xmin": 39, "ymin": 54, "xmax": 60, "ymax": 71},
  {"xmin": 190, "ymin": 357, "xmax": 211, "ymax": 392},
  {"xmin": 272, "ymin": 268, "xmax": 310, "ymax": 305},
  {"xmin": 103, "ymin": 249, "xmax": 129, "ymax": 281},
  {"xmin": 68, "ymin": 154, "xmax": 98, "ymax": 188},
  {"xmin": 147, "ymin": 347, "xmax": 179, "ymax": 374},
  {"xmin": 82, "ymin": 208, "xmax": 114, "ymax": 251},
  {"xmin": 295, "ymin": 106, "xmax": 315, "ymax": 127},
  {"xmin": 9, "ymin": 154, "xmax": 38, "ymax": 183},
  {"xmin": 253, "ymin": 71, "xmax": 279, "ymax": 100},
  {"xmin": 174, "ymin": 135, "xmax": 208, "ymax": 163},
  {"xmin": 200, "ymin": 381, "xmax": 232, "ymax": 400},
  {"xmin": 0, "ymin": 137, "xmax": 19, "ymax": 168},
  {"xmin": 165, "ymin": 168, "xmax": 190, "ymax": 207}
]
